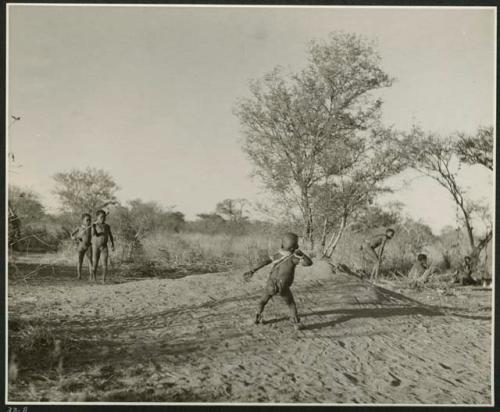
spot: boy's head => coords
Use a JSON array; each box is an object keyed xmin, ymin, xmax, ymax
[
  {"xmin": 385, "ymin": 228, "xmax": 395, "ymax": 239},
  {"xmin": 417, "ymin": 253, "xmax": 427, "ymax": 263},
  {"xmin": 464, "ymin": 256, "xmax": 471, "ymax": 263},
  {"xmin": 96, "ymin": 209, "xmax": 107, "ymax": 223},
  {"xmin": 81, "ymin": 213, "xmax": 91, "ymax": 225},
  {"xmin": 281, "ymin": 232, "xmax": 299, "ymax": 252}
]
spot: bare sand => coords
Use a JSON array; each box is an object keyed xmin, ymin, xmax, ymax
[{"xmin": 8, "ymin": 259, "xmax": 492, "ymax": 404}]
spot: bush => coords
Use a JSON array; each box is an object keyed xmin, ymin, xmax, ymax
[{"xmin": 11, "ymin": 222, "xmax": 69, "ymax": 253}]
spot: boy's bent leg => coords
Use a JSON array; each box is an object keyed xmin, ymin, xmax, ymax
[
  {"xmin": 281, "ymin": 289, "xmax": 300, "ymax": 325},
  {"xmin": 101, "ymin": 246, "xmax": 109, "ymax": 283},
  {"xmin": 256, "ymin": 287, "xmax": 274, "ymax": 324}
]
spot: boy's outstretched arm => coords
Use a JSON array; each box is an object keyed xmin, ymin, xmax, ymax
[{"xmin": 243, "ymin": 256, "xmax": 273, "ymax": 281}]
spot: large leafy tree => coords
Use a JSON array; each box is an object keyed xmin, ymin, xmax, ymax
[
  {"xmin": 235, "ymin": 32, "xmax": 393, "ymax": 248},
  {"xmin": 53, "ymin": 168, "xmax": 119, "ymax": 215}
]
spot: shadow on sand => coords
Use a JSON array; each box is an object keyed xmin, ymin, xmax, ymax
[{"xmin": 264, "ymin": 276, "xmax": 491, "ymax": 330}]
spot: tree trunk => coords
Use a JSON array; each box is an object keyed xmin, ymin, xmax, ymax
[
  {"xmin": 463, "ymin": 214, "xmax": 476, "ymax": 256},
  {"xmin": 470, "ymin": 230, "xmax": 493, "ymax": 267},
  {"xmin": 301, "ymin": 189, "xmax": 314, "ymax": 250},
  {"xmin": 127, "ymin": 242, "xmax": 135, "ymax": 261},
  {"xmin": 476, "ymin": 230, "xmax": 493, "ymax": 253},
  {"xmin": 320, "ymin": 218, "xmax": 329, "ymax": 249},
  {"xmin": 458, "ymin": 205, "xmax": 488, "ymax": 269},
  {"xmin": 323, "ymin": 215, "xmax": 347, "ymax": 258}
]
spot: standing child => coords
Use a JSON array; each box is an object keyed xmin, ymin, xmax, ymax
[
  {"xmin": 71, "ymin": 213, "xmax": 93, "ymax": 280},
  {"xmin": 243, "ymin": 232, "xmax": 312, "ymax": 330},
  {"xmin": 91, "ymin": 209, "xmax": 115, "ymax": 283}
]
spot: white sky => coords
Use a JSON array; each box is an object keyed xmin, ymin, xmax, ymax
[{"xmin": 7, "ymin": 5, "xmax": 495, "ymax": 233}]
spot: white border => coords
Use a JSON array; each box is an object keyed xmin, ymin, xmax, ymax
[
  {"xmin": 3, "ymin": 3, "xmax": 498, "ymax": 8},
  {"xmin": 490, "ymin": 7, "xmax": 497, "ymax": 406},
  {"xmin": 5, "ymin": 3, "xmax": 497, "ymax": 407},
  {"xmin": 5, "ymin": 1, "xmax": 10, "ymax": 407}
]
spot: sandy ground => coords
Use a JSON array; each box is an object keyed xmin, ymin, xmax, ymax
[{"xmin": 8, "ymin": 258, "xmax": 493, "ymax": 404}]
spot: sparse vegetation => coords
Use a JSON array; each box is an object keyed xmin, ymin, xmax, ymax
[{"xmin": 7, "ymin": 25, "xmax": 493, "ymax": 403}]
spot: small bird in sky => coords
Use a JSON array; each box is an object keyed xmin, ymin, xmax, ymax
[{"xmin": 11, "ymin": 115, "xmax": 21, "ymax": 121}]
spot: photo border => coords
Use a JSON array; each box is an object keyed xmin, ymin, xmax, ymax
[{"xmin": 2, "ymin": 1, "xmax": 498, "ymax": 410}]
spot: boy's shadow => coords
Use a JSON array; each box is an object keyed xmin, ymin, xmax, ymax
[
  {"xmin": 263, "ymin": 282, "xmax": 490, "ymax": 331},
  {"xmin": 299, "ymin": 306, "xmax": 440, "ymax": 331},
  {"xmin": 263, "ymin": 305, "xmax": 441, "ymax": 331}
]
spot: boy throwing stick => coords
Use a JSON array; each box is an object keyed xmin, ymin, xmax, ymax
[{"xmin": 243, "ymin": 232, "xmax": 312, "ymax": 330}]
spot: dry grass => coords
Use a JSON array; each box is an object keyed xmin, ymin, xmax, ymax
[
  {"xmin": 142, "ymin": 231, "xmax": 279, "ymax": 272},
  {"xmin": 11, "ymin": 321, "xmax": 56, "ymax": 352},
  {"xmin": 26, "ymin": 227, "xmax": 479, "ymax": 286}
]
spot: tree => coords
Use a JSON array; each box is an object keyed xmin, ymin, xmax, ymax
[
  {"xmin": 8, "ymin": 186, "xmax": 46, "ymax": 224},
  {"xmin": 235, "ymin": 32, "xmax": 393, "ymax": 248},
  {"xmin": 313, "ymin": 127, "xmax": 403, "ymax": 257},
  {"xmin": 215, "ymin": 199, "xmax": 249, "ymax": 223},
  {"xmin": 215, "ymin": 199, "xmax": 252, "ymax": 235},
  {"xmin": 53, "ymin": 168, "xmax": 119, "ymax": 215},
  {"xmin": 351, "ymin": 202, "xmax": 402, "ymax": 233},
  {"xmin": 399, "ymin": 127, "xmax": 492, "ymax": 264},
  {"xmin": 163, "ymin": 211, "xmax": 186, "ymax": 233},
  {"xmin": 8, "ymin": 186, "xmax": 46, "ymax": 247},
  {"xmin": 455, "ymin": 126, "xmax": 493, "ymax": 171},
  {"xmin": 7, "ymin": 187, "xmax": 70, "ymax": 251},
  {"xmin": 215, "ymin": 199, "xmax": 248, "ymax": 222},
  {"xmin": 191, "ymin": 213, "xmax": 226, "ymax": 234}
]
